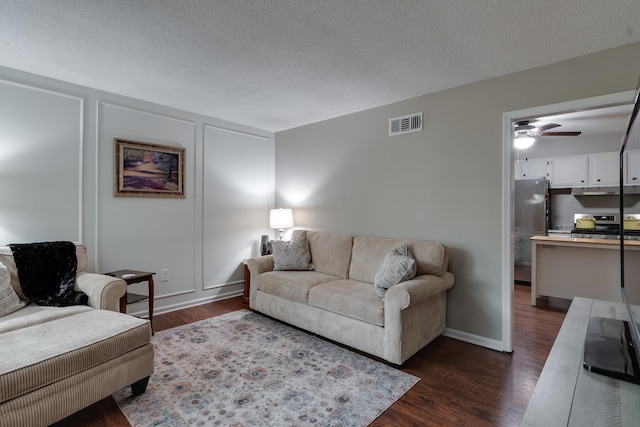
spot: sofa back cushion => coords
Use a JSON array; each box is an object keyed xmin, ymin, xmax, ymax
[
  {"xmin": 349, "ymin": 236, "xmax": 448, "ymax": 284},
  {"xmin": 0, "ymin": 242, "xmax": 87, "ymax": 301},
  {"xmin": 293, "ymin": 230, "xmax": 353, "ymax": 279}
]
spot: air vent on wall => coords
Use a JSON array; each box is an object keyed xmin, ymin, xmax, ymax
[{"xmin": 389, "ymin": 112, "xmax": 423, "ymax": 136}]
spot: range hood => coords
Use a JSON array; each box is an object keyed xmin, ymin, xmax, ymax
[{"xmin": 571, "ymin": 186, "xmax": 640, "ymax": 196}]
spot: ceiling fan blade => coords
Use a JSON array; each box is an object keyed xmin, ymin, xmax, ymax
[
  {"xmin": 538, "ymin": 123, "xmax": 561, "ymax": 132},
  {"xmin": 540, "ymin": 131, "xmax": 582, "ymax": 136}
]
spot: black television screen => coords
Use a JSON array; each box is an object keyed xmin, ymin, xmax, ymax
[{"xmin": 583, "ymin": 79, "xmax": 640, "ymax": 384}]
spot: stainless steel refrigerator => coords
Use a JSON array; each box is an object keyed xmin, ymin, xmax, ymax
[{"xmin": 514, "ymin": 177, "xmax": 549, "ymax": 283}]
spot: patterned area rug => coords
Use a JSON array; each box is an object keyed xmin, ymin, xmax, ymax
[{"xmin": 113, "ymin": 309, "xmax": 418, "ymax": 426}]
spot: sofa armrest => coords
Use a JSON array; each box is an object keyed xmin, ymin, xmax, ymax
[
  {"xmin": 75, "ymin": 272, "xmax": 127, "ymax": 311},
  {"xmin": 385, "ymin": 272, "xmax": 455, "ymax": 312},
  {"xmin": 246, "ymin": 255, "xmax": 274, "ymax": 275},
  {"xmin": 245, "ymin": 255, "xmax": 273, "ymax": 308},
  {"xmin": 245, "ymin": 255, "xmax": 274, "ymax": 308},
  {"xmin": 384, "ymin": 272, "xmax": 455, "ymax": 364}
]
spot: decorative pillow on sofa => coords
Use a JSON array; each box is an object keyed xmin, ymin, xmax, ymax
[
  {"xmin": 374, "ymin": 243, "xmax": 417, "ymax": 299},
  {"xmin": 272, "ymin": 230, "xmax": 315, "ymax": 271},
  {"xmin": 0, "ymin": 260, "xmax": 26, "ymax": 317}
]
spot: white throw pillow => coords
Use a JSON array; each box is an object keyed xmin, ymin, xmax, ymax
[
  {"xmin": 272, "ymin": 230, "xmax": 315, "ymax": 271},
  {"xmin": 374, "ymin": 243, "xmax": 417, "ymax": 299},
  {"xmin": 0, "ymin": 260, "xmax": 26, "ymax": 317}
]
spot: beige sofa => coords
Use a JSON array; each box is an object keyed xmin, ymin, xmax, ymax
[
  {"xmin": 0, "ymin": 243, "xmax": 154, "ymax": 427},
  {"xmin": 246, "ymin": 231, "xmax": 455, "ymax": 365}
]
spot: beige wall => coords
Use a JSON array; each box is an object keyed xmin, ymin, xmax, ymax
[{"xmin": 274, "ymin": 42, "xmax": 640, "ymax": 343}]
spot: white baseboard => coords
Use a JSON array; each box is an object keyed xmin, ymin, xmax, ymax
[
  {"xmin": 126, "ymin": 289, "xmax": 244, "ymax": 318},
  {"xmin": 443, "ymin": 327, "xmax": 507, "ymax": 352}
]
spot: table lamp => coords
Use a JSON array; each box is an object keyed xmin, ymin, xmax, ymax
[{"xmin": 269, "ymin": 208, "xmax": 294, "ymax": 240}]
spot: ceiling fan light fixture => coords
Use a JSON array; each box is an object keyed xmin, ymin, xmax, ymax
[{"xmin": 514, "ymin": 135, "xmax": 535, "ymax": 149}]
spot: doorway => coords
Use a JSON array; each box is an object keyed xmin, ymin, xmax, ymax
[{"xmin": 501, "ymin": 90, "xmax": 636, "ymax": 352}]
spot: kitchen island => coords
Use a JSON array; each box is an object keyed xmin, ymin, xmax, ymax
[{"xmin": 530, "ymin": 235, "xmax": 640, "ymax": 306}]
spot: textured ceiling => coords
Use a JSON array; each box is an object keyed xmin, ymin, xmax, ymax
[{"xmin": 1, "ymin": 1, "xmax": 639, "ymax": 132}]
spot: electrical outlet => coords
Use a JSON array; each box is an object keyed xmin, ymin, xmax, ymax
[{"xmin": 160, "ymin": 269, "xmax": 169, "ymax": 282}]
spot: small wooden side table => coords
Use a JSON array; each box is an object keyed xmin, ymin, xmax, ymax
[{"xmin": 106, "ymin": 269, "xmax": 155, "ymax": 331}]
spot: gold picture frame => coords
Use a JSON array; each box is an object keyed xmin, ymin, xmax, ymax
[{"xmin": 114, "ymin": 138, "xmax": 185, "ymax": 198}]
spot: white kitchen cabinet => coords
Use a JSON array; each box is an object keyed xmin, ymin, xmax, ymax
[
  {"xmin": 517, "ymin": 150, "xmax": 640, "ymax": 188},
  {"xmin": 515, "ymin": 158, "xmax": 548, "ymax": 180},
  {"xmin": 626, "ymin": 150, "xmax": 640, "ymax": 185},
  {"xmin": 549, "ymin": 155, "xmax": 588, "ymax": 188},
  {"xmin": 588, "ymin": 152, "xmax": 619, "ymax": 186}
]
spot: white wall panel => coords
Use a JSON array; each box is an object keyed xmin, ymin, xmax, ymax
[
  {"xmin": 203, "ymin": 125, "xmax": 272, "ymax": 289},
  {"xmin": 97, "ymin": 103, "xmax": 197, "ymax": 299},
  {"xmin": 0, "ymin": 81, "xmax": 82, "ymax": 244}
]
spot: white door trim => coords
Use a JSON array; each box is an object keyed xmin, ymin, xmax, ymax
[{"xmin": 501, "ymin": 90, "xmax": 636, "ymax": 352}]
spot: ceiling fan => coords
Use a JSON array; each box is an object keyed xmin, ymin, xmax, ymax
[{"xmin": 514, "ymin": 120, "xmax": 582, "ymax": 137}]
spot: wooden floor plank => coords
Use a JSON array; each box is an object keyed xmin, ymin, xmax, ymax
[{"xmin": 51, "ymin": 285, "xmax": 567, "ymax": 426}]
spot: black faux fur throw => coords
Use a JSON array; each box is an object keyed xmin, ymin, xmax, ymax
[{"xmin": 8, "ymin": 241, "xmax": 88, "ymax": 307}]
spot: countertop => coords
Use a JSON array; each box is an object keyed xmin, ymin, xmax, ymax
[{"xmin": 530, "ymin": 235, "xmax": 640, "ymax": 247}]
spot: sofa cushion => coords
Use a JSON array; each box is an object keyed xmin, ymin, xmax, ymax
[
  {"xmin": 349, "ymin": 236, "xmax": 448, "ymax": 283},
  {"xmin": 272, "ymin": 231, "xmax": 314, "ymax": 271},
  {"xmin": 257, "ymin": 271, "xmax": 340, "ymax": 304},
  {"xmin": 0, "ymin": 304, "xmax": 93, "ymax": 334},
  {"xmin": 0, "ymin": 309, "xmax": 150, "ymax": 403},
  {"xmin": 301, "ymin": 231, "xmax": 353, "ymax": 279},
  {"xmin": 308, "ymin": 280, "xmax": 384, "ymax": 326},
  {"xmin": 374, "ymin": 243, "xmax": 417, "ymax": 299},
  {"xmin": 0, "ymin": 261, "xmax": 25, "ymax": 317}
]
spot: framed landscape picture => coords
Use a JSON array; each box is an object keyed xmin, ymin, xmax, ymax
[{"xmin": 114, "ymin": 138, "xmax": 185, "ymax": 198}]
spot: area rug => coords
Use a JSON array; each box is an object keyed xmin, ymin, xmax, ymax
[{"xmin": 113, "ymin": 309, "xmax": 418, "ymax": 426}]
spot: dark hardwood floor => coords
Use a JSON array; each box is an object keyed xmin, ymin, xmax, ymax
[{"xmin": 52, "ymin": 285, "xmax": 569, "ymax": 426}]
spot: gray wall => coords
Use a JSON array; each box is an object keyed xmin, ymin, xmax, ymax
[
  {"xmin": 274, "ymin": 42, "xmax": 640, "ymax": 344},
  {"xmin": 0, "ymin": 67, "xmax": 274, "ymax": 316}
]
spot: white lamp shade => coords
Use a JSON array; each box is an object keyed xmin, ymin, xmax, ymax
[{"xmin": 269, "ymin": 208, "xmax": 294, "ymax": 229}]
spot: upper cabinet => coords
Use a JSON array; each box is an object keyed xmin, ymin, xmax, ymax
[
  {"xmin": 589, "ymin": 152, "xmax": 619, "ymax": 186},
  {"xmin": 516, "ymin": 150, "xmax": 640, "ymax": 188},
  {"xmin": 515, "ymin": 158, "xmax": 548, "ymax": 180},
  {"xmin": 627, "ymin": 150, "xmax": 640, "ymax": 185},
  {"xmin": 548, "ymin": 155, "xmax": 588, "ymax": 188}
]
